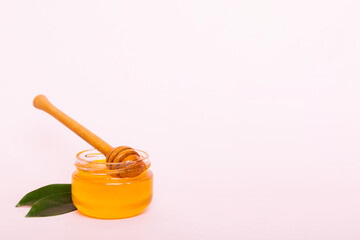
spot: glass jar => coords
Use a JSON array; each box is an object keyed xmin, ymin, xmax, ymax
[{"xmin": 72, "ymin": 149, "xmax": 153, "ymax": 219}]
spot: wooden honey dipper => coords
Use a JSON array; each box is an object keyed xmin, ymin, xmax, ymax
[{"xmin": 33, "ymin": 95, "xmax": 146, "ymax": 178}]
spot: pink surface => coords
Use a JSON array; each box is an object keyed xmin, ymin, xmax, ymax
[{"xmin": 1, "ymin": 0, "xmax": 360, "ymax": 239}]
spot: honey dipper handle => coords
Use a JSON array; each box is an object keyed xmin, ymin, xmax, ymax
[{"xmin": 33, "ymin": 95, "xmax": 113, "ymax": 155}]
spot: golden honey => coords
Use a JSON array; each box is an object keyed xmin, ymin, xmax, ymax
[{"xmin": 72, "ymin": 149, "xmax": 152, "ymax": 219}]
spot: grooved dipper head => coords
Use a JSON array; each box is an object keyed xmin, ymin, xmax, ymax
[{"xmin": 106, "ymin": 146, "xmax": 146, "ymax": 178}]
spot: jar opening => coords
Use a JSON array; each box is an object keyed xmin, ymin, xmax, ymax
[{"xmin": 75, "ymin": 149, "xmax": 150, "ymax": 178}]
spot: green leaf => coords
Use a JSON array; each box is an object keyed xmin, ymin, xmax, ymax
[
  {"xmin": 25, "ymin": 192, "xmax": 76, "ymax": 217},
  {"xmin": 16, "ymin": 184, "xmax": 71, "ymax": 207}
]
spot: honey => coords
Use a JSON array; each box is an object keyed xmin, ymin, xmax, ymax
[{"xmin": 72, "ymin": 149, "xmax": 153, "ymax": 219}]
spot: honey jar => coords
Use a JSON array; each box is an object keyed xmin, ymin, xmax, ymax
[{"xmin": 72, "ymin": 149, "xmax": 153, "ymax": 219}]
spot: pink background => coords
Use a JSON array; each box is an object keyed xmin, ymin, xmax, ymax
[{"xmin": 1, "ymin": 0, "xmax": 360, "ymax": 239}]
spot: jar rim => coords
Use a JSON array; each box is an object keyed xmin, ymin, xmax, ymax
[
  {"xmin": 76, "ymin": 148, "xmax": 149, "ymax": 164},
  {"xmin": 75, "ymin": 149, "xmax": 150, "ymax": 177}
]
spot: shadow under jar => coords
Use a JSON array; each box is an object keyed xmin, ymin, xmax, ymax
[{"xmin": 72, "ymin": 149, "xmax": 153, "ymax": 219}]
